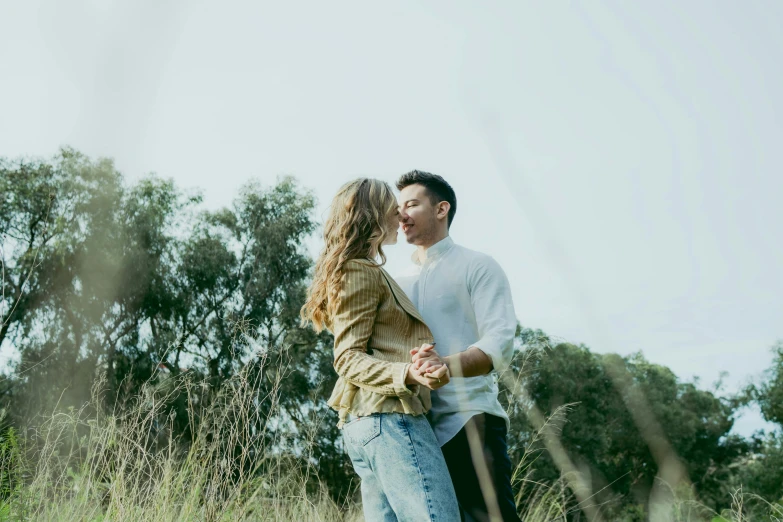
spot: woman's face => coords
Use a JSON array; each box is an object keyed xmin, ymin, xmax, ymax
[{"xmin": 381, "ymin": 200, "xmax": 401, "ymax": 246}]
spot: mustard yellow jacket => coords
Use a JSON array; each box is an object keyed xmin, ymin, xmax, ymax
[{"xmin": 326, "ymin": 259, "xmax": 434, "ymax": 427}]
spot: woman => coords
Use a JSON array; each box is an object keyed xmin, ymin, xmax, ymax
[{"xmin": 301, "ymin": 178, "xmax": 459, "ymax": 521}]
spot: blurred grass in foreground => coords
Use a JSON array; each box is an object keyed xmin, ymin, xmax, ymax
[{"xmin": 0, "ymin": 364, "xmax": 780, "ymax": 522}]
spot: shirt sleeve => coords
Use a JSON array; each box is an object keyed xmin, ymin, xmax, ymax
[
  {"xmin": 468, "ymin": 256, "xmax": 517, "ymax": 373},
  {"xmin": 331, "ymin": 261, "xmax": 414, "ymax": 397}
]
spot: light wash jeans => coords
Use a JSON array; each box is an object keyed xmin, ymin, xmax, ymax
[{"xmin": 343, "ymin": 412, "xmax": 460, "ymax": 522}]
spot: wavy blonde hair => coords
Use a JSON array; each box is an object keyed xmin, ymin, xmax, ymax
[{"xmin": 301, "ymin": 178, "xmax": 398, "ymax": 332}]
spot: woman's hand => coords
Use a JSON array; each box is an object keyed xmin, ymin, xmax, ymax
[
  {"xmin": 405, "ymin": 363, "xmax": 450, "ymax": 390},
  {"xmin": 407, "ymin": 343, "xmax": 450, "ymax": 390},
  {"xmin": 411, "ymin": 343, "xmax": 444, "ymax": 373}
]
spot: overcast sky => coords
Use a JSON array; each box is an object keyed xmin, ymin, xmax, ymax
[{"xmin": 2, "ymin": 1, "xmax": 781, "ymax": 435}]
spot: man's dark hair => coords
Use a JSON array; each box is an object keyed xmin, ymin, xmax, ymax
[{"xmin": 396, "ymin": 170, "xmax": 457, "ymax": 228}]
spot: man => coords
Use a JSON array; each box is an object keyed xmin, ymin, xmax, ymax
[{"xmin": 395, "ymin": 170, "xmax": 521, "ymax": 522}]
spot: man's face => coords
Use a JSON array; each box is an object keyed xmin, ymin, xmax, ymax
[{"xmin": 398, "ymin": 183, "xmax": 441, "ymax": 246}]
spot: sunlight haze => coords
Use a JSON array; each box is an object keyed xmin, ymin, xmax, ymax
[{"xmin": 2, "ymin": 0, "xmax": 781, "ymax": 435}]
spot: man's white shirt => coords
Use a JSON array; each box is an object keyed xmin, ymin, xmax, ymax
[{"xmin": 395, "ymin": 236, "xmax": 517, "ymax": 446}]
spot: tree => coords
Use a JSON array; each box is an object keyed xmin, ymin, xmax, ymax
[
  {"xmin": 1, "ymin": 149, "xmax": 354, "ymax": 501},
  {"xmin": 752, "ymin": 341, "xmax": 783, "ymax": 429},
  {"xmin": 736, "ymin": 341, "xmax": 783, "ymax": 505},
  {"xmin": 0, "ymin": 149, "xmax": 122, "ymax": 350},
  {"xmin": 1, "ymin": 148, "xmax": 125, "ymax": 406},
  {"xmin": 503, "ymin": 328, "xmax": 750, "ymax": 516}
]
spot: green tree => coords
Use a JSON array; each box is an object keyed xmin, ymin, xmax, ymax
[
  {"xmin": 752, "ymin": 341, "xmax": 783, "ymax": 428},
  {"xmin": 1, "ymin": 148, "xmax": 125, "ymax": 406},
  {"xmin": 1, "ymin": 149, "xmax": 354, "ymax": 501},
  {"xmin": 0, "ymin": 149, "xmax": 120, "ymax": 350},
  {"xmin": 736, "ymin": 341, "xmax": 783, "ymax": 505},
  {"xmin": 503, "ymin": 328, "xmax": 749, "ymax": 516}
]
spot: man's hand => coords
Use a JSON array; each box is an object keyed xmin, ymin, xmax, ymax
[
  {"xmin": 406, "ymin": 343, "xmax": 450, "ymax": 390},
  {"xmin": 414, "ymin": 344, "xmax": 494, "ymax": 378},
  {"xmin": 411, "ymin": 343, "xmax": 445, "ymax": 374}
]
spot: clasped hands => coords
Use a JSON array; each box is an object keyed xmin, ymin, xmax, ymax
[{"xmin": 405, "ymin": 343, "xmax": 450, "ymax": 390}]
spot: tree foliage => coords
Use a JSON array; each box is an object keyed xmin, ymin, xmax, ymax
[
  {"xmin": 1, "ymin": 150, "xmax": 780, "ymax": 516},
  {"xmin": 0, "ymin": 149, "xmax": 351, "ymax": 495},
  {"xmin": 503, "ymin": 329, "xmax": 756, "ymax": 516},
  {"xmin": 752, "ymin": 341, "xmax": 783, "ymax": 429}
]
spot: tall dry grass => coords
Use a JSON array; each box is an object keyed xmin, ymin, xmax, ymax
[
  {"xmin": 0, "ymin": 340, "xmax": 780, "ymax": 521},
  {"xmin": 0, "ymin": 352, "xmax": 360, "ymax": 522}
]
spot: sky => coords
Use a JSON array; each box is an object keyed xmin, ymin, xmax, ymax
[{"xmin": 1, "ymin": 1, "xmax": 781, "ymax": 436}]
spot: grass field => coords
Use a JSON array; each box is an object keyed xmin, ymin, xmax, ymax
[{"xmin": 1, "ymin": 369, "xmax": 780, "ymax": 522}]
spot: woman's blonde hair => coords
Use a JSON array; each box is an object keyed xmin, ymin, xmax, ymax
[{"xmin": 301, "ymin": 178, "xmax": 398, "ymax": 332}]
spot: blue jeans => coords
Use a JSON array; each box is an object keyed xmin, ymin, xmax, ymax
[{"xmin": 343, "ymin": 412, "xmax": 460, "ymax": 522}]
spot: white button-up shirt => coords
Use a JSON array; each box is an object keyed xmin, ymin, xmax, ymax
[{"xmin": 395, "ymin": 236, "xmax": 517, "ymax": 446}]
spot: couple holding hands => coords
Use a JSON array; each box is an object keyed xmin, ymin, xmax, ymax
[{"xmin": 301, "ymin": 171, "xmax": 521, "ymax": 522}]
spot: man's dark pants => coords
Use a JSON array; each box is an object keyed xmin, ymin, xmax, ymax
[{"xmin": 441, "ymin": 413, "xmax": 522, "ymax": 522}]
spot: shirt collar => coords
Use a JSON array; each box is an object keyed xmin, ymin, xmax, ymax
[{"xmin": 411, "ymin": 236, "xmax": 454, "ymax": 265}]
